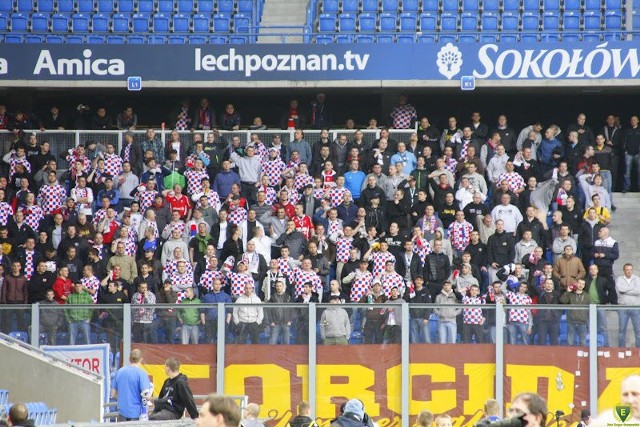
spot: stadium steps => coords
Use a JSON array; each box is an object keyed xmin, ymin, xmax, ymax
[
  {"xmin": 608, "ymin": 192, "xmax": 640, "ymax": 277},
  {"xmin": 257, "ymin": 0, "xmax": 308, "ymax": 42}
]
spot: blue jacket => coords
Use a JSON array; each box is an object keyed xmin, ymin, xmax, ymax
[
  {"xmin": 287, "ymin": 139, "xmax": 312, "ymax": 164},
  {"xmin": 537, "ymin": 138, "xmax": 563, "ymax": 165},
  {"xmin": 344, "ymin": 171, "xmax": 366, "ymax": 199},
  {"xmin": 213, "ymin": 170, "xmax": 240, "ymax": 199},
  {"xmin": 336, "ymin": 202, "xmax": 358, "ymax": 225},
  {"xmin": 202, "ymin": 291, "xmax": 232, "ymax": 320}
]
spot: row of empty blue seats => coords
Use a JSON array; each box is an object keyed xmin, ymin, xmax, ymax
[
  {"xmin": 0, "ymin": 0, "xmax": 253, "ymax": 13},
  {"xmin": 0, "ymin": 11, "xmax": 252, "ymax": 32},
  {"xmin": 24, "ymin": 402, "xmax": 57, "ymax": 425},
  {"xmin": 0, "ymin": 32, "xmax": 253, "ymax": 41},
  {"xmin": 314, "ymin": 31, "xmax": 626, "ymax": 42},
  {"xmin": 317, "ymin": 10, "xmax": 623, "ymax": 31},
  {"xmin": 320, "ymin": 0, "xmax": 625, "ymax": 13}
]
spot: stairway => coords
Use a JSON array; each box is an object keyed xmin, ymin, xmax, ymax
[
  {"xmin": 257, "ymin": 0, "xmax": 310, "ymax": 42},
  {"xmin": 608, "ymin": 192, "xmax": 640, "ymax": 277}
]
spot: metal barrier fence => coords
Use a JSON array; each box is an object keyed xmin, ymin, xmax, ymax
[{"xmin": 2, "ymin": 302, "xmax": 638, "ymax": 426}]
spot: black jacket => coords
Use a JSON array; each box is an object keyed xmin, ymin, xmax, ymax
[
  {"xmin": 396, "ymin": 251, "xmax": 423, "ymax": 281},
  {"xmin": 584, "ymin": 274, "xmax": 617, "ymax": 305},
  {"xmin": 424, "ymin": 252, "xmax": 450, "ymax": 284},
  {"xmin": 487, "ymin": 231, "xmax": 515, "ymax": 267},
  {"xmin": 154, "ymin": 373, "xmax": 199, "ymax": 419}
]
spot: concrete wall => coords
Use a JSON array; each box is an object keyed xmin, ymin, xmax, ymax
[{"xmin": 0, "ymin": 341, "xmax": 103, "ymax": 423}]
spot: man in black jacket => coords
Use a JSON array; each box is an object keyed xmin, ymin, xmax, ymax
[
  {"xmin": 533, "ymin": 278, "xmax": 562, "ymax": 345},
  {"xmin": 407, "ymin": 276, "xmax": 433, "ymax": 343},
  {"xmin": 584, "ymin": 264, "xmax": 617, "ymax": 347},
  {"xmin": 487, "ymin": 220, "xmax": 515, "ymax": 283},
  {"xmin": 150, "ymin": 358, "xmax": 198, "ymax": 420},
  {"xmin": 424, "ymin": 239, "xmax": 451, "ymax": 301},
  {"xmin": 397, "ymin": 240, "xmax": 423, "ymax": 284}
]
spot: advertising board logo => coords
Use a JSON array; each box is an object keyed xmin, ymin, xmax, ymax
[
  {"xmin": 615, "ymin": 404, "xmax": 632, "ymax": 423},
  {"xmin": 436, "ymin": 43, "xmax": 463, "ymax": 80}
]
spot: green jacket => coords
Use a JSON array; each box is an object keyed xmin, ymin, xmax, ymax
[
  {"xmin": 65, "ymin": 291, "xmax": 94, "ymax": 322},
  {"xmin": 178, "ymin": 297, "xmax": 203, "ymax": 325}
]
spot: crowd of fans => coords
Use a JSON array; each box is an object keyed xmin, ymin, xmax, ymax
[{"xmin": 2, "ymin": 94, "xmax": 640, "ymax": 349}]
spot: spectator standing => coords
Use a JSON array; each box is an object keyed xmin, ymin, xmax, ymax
[
  {"xmin": 177, "ymin": 287, "xmax": 205, "ymax": 345},
  {"xmin": 434, "ymin": 280, "xmax": 461, "ymax": 344},
  {"xmin": 320, "ymin": 295, "xmax": 351, "ymax": 345},
  {"xmin": 65, "ymin": 282, "xmax": 93, "ymax": 345},
  {"xmin": 616, "ymin": 263, "xmax": 640, "ymax": 347},
  {"xmin": 560, "ymin": 279, "xmax": 589, "ymax": 346},
  {"xmin": 150, "ymin": 357, "xmax": 199, "ymax": 420},
  {"xmin": 111, "ymin": 349, "xmax": 152, "ymax": 421}
]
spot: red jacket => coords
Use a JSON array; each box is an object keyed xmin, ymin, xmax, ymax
[
  {"xmin": 52, "ymin": 276, "xmax": 73, "ymax": 304},
  {"xmin": 1, "ymin": 274, "xmax": 29, "ymax": 304}
]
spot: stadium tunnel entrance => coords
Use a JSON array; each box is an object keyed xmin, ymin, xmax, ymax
[{"xmin": 3, "ymin": 85, "xmax": 640, "ymax": 132}]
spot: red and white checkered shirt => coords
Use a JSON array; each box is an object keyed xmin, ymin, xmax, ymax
[
  {"xmin": 448, "ymin": 220, "xmax": 474, "ymax": 251},
  {"xmin": 164, "ymin": 258, "xmax": 193, "ymax": 279},
  {"xmin": 170, "ymin": 272, "xmax": 194, "ymax": 301},
  {"xmin": 286, "ymin": 159, "xmax": 300, "ymax": 171},
  {"xmin": 292, "ymin": 268, "xmax": 323, "ymax": 297},
  {"xmin": 162, "ymin": 222, "xmax": 186, "ymax": 238},
  {"xmin": 258, "ymin": 186, "xmax": 278, "ymax": 205},
  {"xmin": 335, "ymin": 237, "xmax": 353, "ymax": 263},
  {"xmin": 322, "ymin": 170, "xmax": 336, "ymax": 189},
  {"xmin": 350, "ymin": 270, "xmax": 373, "ymax": 302},
  {"xmin": 228, "ymin": 206, "xmax": 248, "ymax": 225},
  {"xmin": 103, "ymin": 153, "xmax": 123, "ymax": 178},
  {"xmin": 444, "ymin": 157, "xmax": 458, "ymax": 175},
  {"xmin": 253, "ymin": 141, "xmax": 268, "ymax": 163},
  {"xmin": 378, "ymin": 272, "xmax": 405, "ymax": 297},
  {"xmin": 391, "ymin": 103, "xmax": 417, "ymax": 129},
  {"xmin": 284, "ymin": 188, "xmax": 301, "ymax": 205},
  {"xmin": 371, "ymin": 251, "xmax": 396, "ymax": 277},
  {"xmin": 184, "ymin": 169, "xmax": 209, "ymax": 196},
  {"xmin": 0, "ymin": 202, "xmax": 14, "ymax": 225},
  {"xmin": 72, "ymin": 186, "xmax": 93, "ymax": 214},
  {"xmin": 276, "ymin": 257, "xmax": 295, "ymax": 280},
  {"xmin": 294, "ymin": 173, "xmax": 314, "ymax": 192},
  {"xmin": 81, "ymin": 275, "xmax": 101, "ymax": 303},
  {"xmin": 314, "ymin": 188, "xmax": 327, "ymax": 200},
  {"xmin": 329, "ymin": 187, "xmax": 348, "ymax": 208},
  {"xmin": 22, "ymin": 205, "xmax": 44, "ymax": 231},
  {"xmin": 198, "ymin": 269, "xmax": 225, "ymax": 292},
  {"xmin": 327, "ymin": 219, "xmax": 343, "ymax": 238},
  {"xmin": 38, "ymin": 184, "xmax": 66, "ymax": 216},
  {"xmin": 135, "ymin": 188, "xmax": 159, "ymax": 213},
  {"xmin": 65, "ymin": 153, "xmax": 91, "ymax": 173},
  {"xmin": 92, "ymin": 208, "xmax": 107, "ymax": 226},
  {"xmin": 9, "ymin": 156, "xmax": 31, "ymax": 176},
  {"xmin": 505, "ymin": 291, "xmax": 532, "ymax": 324},
  {"xmin": 497, "ymin": 171, "xmax": 526, "ymax": 193},
  {"xmin": 462, "ymin": 295, "xmax": 485, "ymax": 324},
  {"xmin": 413, "ymin": 237, "xmax": 432, "ymax": 266},
  {"xmin": 23, "ymin": 250, "xmax": 36, "ymax": 280},
  {"xmin": 226, "ymin": 271, "xmax": 254, "ymax": 298},
  {"xmin": 261, "ymin": 159, "xmax": 286, "ymax": 187}
]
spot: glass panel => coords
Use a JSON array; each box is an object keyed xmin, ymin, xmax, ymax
[{"xmin": 0, "ymin": 305, "xmax": 31, "ymax": 339}]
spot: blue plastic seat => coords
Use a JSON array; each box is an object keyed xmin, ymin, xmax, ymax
[
  {"xmin": 132, "ymin": 12, "xmax": 150, "ymax": 31},
  {"xmin": 315, "ymin": 34, "xmax": 334, "ymax": 43},
  {"xmin": 397, "ymin": 33, "xmax": 414, "ymax": 42},
  {"xmin": 229, "ymin": 36, "xmax": 247, "ymax": 44},
  {"xmin": 6, "ymin": 34, "xmax": 24, "ymax": 42},
  {"xmin": 128, "ymin": 34, "xmax": 146, "ymax": 43},
  {"xmin": 0, "ymin": 0, "xmax": 12, "ymax": 11},
  {"xmin": 87, "ymin": 34, "xmax": 106, "ymax": 42},
  {"xmin": 199, "ymin": 0, "xmax": 214, "ymax": 12},
  {"xmin": 16, "ymin": 0, "xmax": 31, "ymax": 11},
  {"xmin": 37, "ymin": 0, "xmax": 54, "ymax": 11},
  {"xmin": 213, "ymin": 12, "xmax": 230, "ymax": 30},
  {"xmin": 173, "ymin": 12, "xmax": 189, "ymax": 31},
  {"xmin": 356, "ymin": 33, "xmax": 375, "ymax": 42},
  {"xmin": 152, "ymin": 12, "xmax": 169, "ymax": 31},
  {"xmin": 117, "ymin": 0, "xmax": 133, "ymax": 11},
  {"xmin": 376, "ymin": 34, "xmax": 394, "ymax": 42},
  {"xmin": 322, "ymin": 0, "xmax": 338, "ymax": 11},
  {"xmin": 479, "ymin": 33, "xmax": 497, "ymax": 41},
  {"xmin": 137, "ymin": 0, "xmax": 153, "ymax": 11},
  {"xmin": 157, "ymin": 0, "xmax": 173, "ymax": 11},
  {"xmin": 66, "ymin": 34, "xmax": 84, "ymax": 42},
  {"xmin": 438, "ymin": 33, "xmax": 456, "ymax": 42},
  {"xmin": 460, "ymin": 11, "xmax": 477, "ymax": 29},
  {"xmin": 563, "ymin": 11, "xmax": 579, "ymax": 29},
  {"xmin": 442, "ymin": 0, "xmax": 457, "ymax": 11},
  {"xmin": 91, "ymin": 13, "xmax": 109, "ymax": 31},
  {"xmin": 403, "ymin": 0, "xmax": 419, "ymax": 11},
  {"xmin": 422, "ymin": 0, "xmax": 438, "ymax": 11},
  {"xmin": 51, "ymin": 13, "xmax": 69, "ymax": 31},
  {"xmin": 111, "ymin": 12, "xmax": 130, "ymax": 31},
  {"xmin": 57, "ymin": 0, "xmax": 74, "ymax": 11},
  {"xmin": 192, "ymin": 13, "xmax": 210, "ymax": 31},
  {"xmin": 440, "ymin": 11, "xmax": 457, "ymax": 30},
  {"xmin": 107, "ymin": 34, "xmax": 126, "ymax": 42},
  {"xmin": 542, "ymin": 10, "xmax": 559, "ymax": 29},
  {"xmin": 335, "ymin": 33, "xmax": 353, "ymax": 42},
  {"xmin": 462, "ymin": 0, "xmax": 478, "ymax": 10},
  {"xmin": 543, "ymin": 0, "xmax": 559, "ymax": 9},
  {"xmin": 523, "ymin": 0, "xmax": 539, "ymax": 11},
  {"xmin": 237, "ymin": 0, "xmax": 252, "ymax": 12},
  {"xmin": 168, "ymin": 34, "xmax": 186, "ymax": 43},
  {"xmin": 217, "ymin": 0, "xmax": 233, "ymax": 12},
  {"xmin": 96, "ymin": 0, "xmax": 113, "ymax": 11},
  {"xmin": 358, "ymin": 12, "xmax": 375, "ymax": 30},
  {"xmin": 381, "ymin": 0, "xmax": 397, "ymax": 10},
  {"xmin": 482, "ymin": 0, "xmax": 498, "ymax": 12},
  {"xmin": 539, "ymin": 32, "xmax": 558, "ymax": 40},
  {"xmin": 584, "ymin": 11, "xmax": 601, "ymax": 29},
  {"xmin": 148, "ymin": 34, "xmax": 166, "ymax": 42},
  {"xmin": 563, "ymin": 0, "xmax": 580, "ymax": 9},
  {"xmin": 177, "ymin": 0, "xmax": 193, "ymax": 11},
  {"xmin": 71, "ymin": 12, "xmax": 89, "ymax": 31},
  {"xmin": 459, "ymin": 33, "xmax": 476, "ymax": 41},
  {"xmin": 481, "ymin": 11, "xmax": 498, "ymax": 29},
  {"xmin": 11, "ymin": 12, "xmax": 28, "ymax": 30},
  {"xmin": 501, "ymin": 11, "xmax": 518, "ymax": 29},
  {"xmin": 233, "ymin": 12, "xmax": 250, "ymax": 32},
  {"xmin": 342, "ymin": 0, "xmax": 358, "ymax": 11},
  {"xmin": 318, "ymin": 12, "xmax": 336, "ymax": 31},
  {"xmin": 584, "ymin": 0, "xmax": 601, "ymax": 10},
  {"xmin": 563, "ymin": 32, "xmax": 580, "ymax": 41},
  {"xmin": 361, "ymin": 0, "xmax": 377, "ymax": 11},
  {"xmin": 605, "ymin": 10, "xmax": 622, "ymax": 28},
  {"xmin": 338, "ymin": 12, "xmax": 356, "ymax": 30},
  {"xmin": 208, "ymin": 34, "xmax": 225, "ymax": 42},
  {"xmin": 188, "ymin": 34, "xmax": 207, "ymax": 43},
  {"xmin": 77, "ymin": 0, "xmax": 93, "ymax": 12},
  {"xmin": 379, "ymin": 11, "xmax": 396, "ymax": 30},
  {"xmin": 583, "ymin": 31, "xmax": 601, "ymax": 41},
  {"xmin": 605, "ymin": 0, "xmax": 621, "ymax": 9},
  {"xmin": 399, "ymin": 11, "xmax": 416, "ymax": 29},
  {"xmin": 419, "ymin": 11, "xmax": 436, "ymax": 29},
  {"xmin": 9, "ymin": 331, "xmax": 28, "ymax": 342},
  {"xmin": 522, "ymin": 12, "xmax": 539, "ymax": 29},
  {"xmin": 31, "ymin": 12, "xmax": 49, "ymax": 30},
  {"xmin": 502, "ymin": 0, "xmax": 518, "ymax": 11}
]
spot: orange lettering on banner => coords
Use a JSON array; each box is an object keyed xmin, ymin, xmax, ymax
[
  {"xmin": 506, "ymin": 364, "xmax": 574, "ymax": 411},
  {"xmin": 599, "ymin": 368, "xmax": 639, "ymax": 413},
  {"xmin": 387, "ymin": 363, "xmax": 456, "ymax": 415},
  {"xmin": 316, "ymin": 365, "xmax": 379, "ymax": 418},
  {"xmin": 224, "ymin": 364, "xmax": 291, "ymax": 418},
  {"xmin": 463, "ymin": 363, "xmax": 495, "ymax": 415}
]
